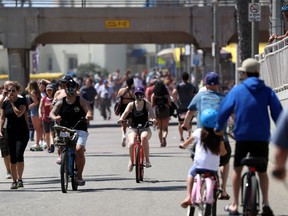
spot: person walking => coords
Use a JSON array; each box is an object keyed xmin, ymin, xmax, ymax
[
  {"xmin": 215, "ymin": 58, "xmax": 283, "ymax": 215},
  {"xmin": 116, "ymin": 77, "xmax": 134, "ymax": 147},
  {"xmin": 39, "ymin": 83, "xmax": 55, "ymax": 153},
  {"xmin": 26, "ymin": 80, "xmax": 44, "ymax": 151},
  {"xmin": 50, "ymin": 78, "xmax": 93, "ymax": 186},
  {"xmin": 151, "ymin": 81, "xmax": 171, "ymax": 147},
  {"xmin": 271, "ymin": 109, "xmax": 288, "ymax": 181},
  {"xmin": 80, "ymin": 77, "xmax": 97, "ymax": 117},
  {"xmin": 172, "ymin": 72, "xmax": 197, "ymax": 142},
  {"xmin": 0, "ymin": 81, "xmax": 29, "ymax": 189},
  {"xmin": 97, "ymin": 79, "xmax": 114, "ymax": 120},
  {"xmin": 182, "ymin": 71, "xmax": 231, "ymax": 202}
]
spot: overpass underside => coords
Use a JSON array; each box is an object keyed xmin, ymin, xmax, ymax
[{"xmin": 0, "ymin": 6, "xmax": 269, "ymax": 86}]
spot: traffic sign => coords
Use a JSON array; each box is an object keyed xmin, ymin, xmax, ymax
[{"xmin": 248, "ymin": 3, "xmax": 261, "ymax": 22}]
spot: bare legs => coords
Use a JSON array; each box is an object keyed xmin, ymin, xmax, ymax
[{"xmin": 156, "ymin": 117, "xmax": 169, "ymax": 147}]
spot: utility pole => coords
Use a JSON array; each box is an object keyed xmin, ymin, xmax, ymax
[
  {"xmin": 271, "ymin": 0, "xmax": 282, "ymax": 36},
  {"xmin": 251, "ymin": 0, "xmax": 260, "ymax": 57},
  {"xmin": 212, "ymin": 0, "xmax": 220, "ymax": 74}
]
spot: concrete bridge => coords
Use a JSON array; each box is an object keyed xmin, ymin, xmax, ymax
[{"xmin": 0, "ymin": 5, "xmax": 270, "ymax": 86}]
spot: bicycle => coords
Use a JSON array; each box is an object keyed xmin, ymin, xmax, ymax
[
  {"xmin": 240, "ymin": 156, "xmax": 267, "ymax": 216},
  {"xmin": 53, "ymin": 119, "xmax": 84, "ymax": 193},
  {"xmin": 118, "ymin": 120, "xmax": 153, "ymax": 183},
  {"xmin": 187, "ymin": 170, "xmax": 221, "ymax": 216}
]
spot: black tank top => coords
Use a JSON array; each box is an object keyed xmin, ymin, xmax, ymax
[
  {"xmin": 59, "ymin": 96, "xmax": 87, "ymax": 131},
  {"xmin": 131, "ymin": 101, "xmax": 149, "ymax": 128}
]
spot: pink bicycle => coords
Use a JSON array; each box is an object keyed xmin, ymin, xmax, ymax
[{"xmin": 188, "ymin": 171, "xmax": 221, "ymax": 216}]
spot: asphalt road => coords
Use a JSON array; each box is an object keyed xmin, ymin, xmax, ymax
[{"xmin": 0, "ymin": 113, "xmax": 287, "ymax": 216}]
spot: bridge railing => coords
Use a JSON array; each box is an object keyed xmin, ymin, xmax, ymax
[
  {"xmin": 0, "ymin": 0, "xmax": 271, "ymax": 8},
  {"xmin": 256, "ymin": 37, "xmax": 288, "ymax": 92}
]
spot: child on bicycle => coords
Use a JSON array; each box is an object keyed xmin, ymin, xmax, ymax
[
  {"xmin": 118, "ymin": 86, "xmax": 157, "ymax": 172},
  {"xmin": 179, "ymin": 108, "xmax": 226, "ymax": 208}
]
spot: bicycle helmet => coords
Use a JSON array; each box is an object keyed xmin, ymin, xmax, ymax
[
  {"xmin": 200, "ymin": 108, "xmax": 218, "ymax": 128},
  {"xmin": 65, "ymin": 79, "xmax": 77, "ymax": 96},
  {"xmin": 281, "ymin": 5, "xmax": 288, "ymax": 12}
]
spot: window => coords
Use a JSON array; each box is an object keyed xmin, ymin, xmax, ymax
[{"xmin": 68, "ymin": 56, "xmax": 78, "ymax": 71}]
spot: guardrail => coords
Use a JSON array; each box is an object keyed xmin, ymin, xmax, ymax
[
  {"xmin": 0, "ymin": 0, "xmax": 271, "ymax": 8},
  {"xmin": 256, "ymin": 37, "xmax": 288, "ymax": 91}
]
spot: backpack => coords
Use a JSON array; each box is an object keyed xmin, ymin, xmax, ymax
[{"xmin": 114, "ymin": 89, "xmax": 130, "ymax": 116}]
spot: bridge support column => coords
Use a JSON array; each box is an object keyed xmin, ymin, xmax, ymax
[{"xmin": 8, "ymin": 48, "xmax": 30, "ymax": 90}]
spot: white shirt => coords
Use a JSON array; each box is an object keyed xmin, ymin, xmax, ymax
[{"xmin": 193, "ymin": 128, "xmax": 219, "ymax": 171}]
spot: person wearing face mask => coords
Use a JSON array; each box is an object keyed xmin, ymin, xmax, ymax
[
  {"xmin": 118, "ymin": 86, "xmax": 157, "ymax": 172},
  {"xmin": 50, "ymin": 78, "xmax": 93, "ymax": 186}
]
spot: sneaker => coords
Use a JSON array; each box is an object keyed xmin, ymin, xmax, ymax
[
  {"xmin": 30, "ymin": 144, "xmax": 43, "ymax": 151},
  {"xmin": 145, "ymin": 162, "xmax": 152, "ymax": 168},
  {"xmin": 40, "ymin": 141, "xmax": 47, "ymax": 149},
  {"xmin": 56, "ymin": 158, "xmax": 61, "ymax": 165},
  {"xmin": 262, "ymin": 205, "xmax": 274, "ymax": 216},
  {"xmin": 10, "ymin": 181, "xmax": 18, "ymax": 189},
  {"xmin": 77, "ymin": 179, "xmax": 86, "ymax": 186},
  {"xmin": 48, "ymin": 148, "xmax": 52, "ymax": 153},
  {"xmin": 17, "ymin": 179, "xmax": 24, "ymax": 188},
  {"xmin": 5, "ymin": 171, "xmax": 12, "ymax": 179},
  {"xmin": 128, "ymin": 161, "xmax": 133, "ymax": 172},
  {"xmin": 50, "ymin": 144, "xmax": 55, "ymax": 153}
]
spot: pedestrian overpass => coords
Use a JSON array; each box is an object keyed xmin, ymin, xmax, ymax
[{"xmin": 0, "ymin": 3, "xmax": 270, "ymax": 86}]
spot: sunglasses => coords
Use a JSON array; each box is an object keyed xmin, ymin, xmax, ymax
[{"xmin": 7, "ymin": 89, "xmax": 16, "ymax": 93}]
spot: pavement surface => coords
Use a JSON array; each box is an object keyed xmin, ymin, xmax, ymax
[{"xmin": 0, "ymin": 108, "xmax": 287, "ymax": 216}]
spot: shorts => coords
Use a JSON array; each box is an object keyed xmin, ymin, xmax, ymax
[
  {"xmin": 76, "ymin": 130, "xmax": 89, "ymax": 148},
  {"xmin": 0, "ymin": 132, "xmax": 9, "ymax": 157},
  {"xmin": 43, "ymin": 121, "xmax": 54, "ymax": 133},
  {"xmin": 234, "ymin": 141, "xmax": 269, "ymax": 172},
  {"xmin": 30, "ymin": 106, "xmax": 39, "ymax": 117},
  {"xmin": 129, "ymin": 127, "xmax": 152, "ymax": 140},
  {"xmin": 219, "ymin": 140, "xmax": 231, "ymax": 166}
]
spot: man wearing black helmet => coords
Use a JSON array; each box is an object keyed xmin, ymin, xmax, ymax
[
  {"xmin": 118, "ymin": 86, "xmax": 157, "ymax": 172},
  {"xmin": 268, "ymin": 5, "xmax": 288, "ymax": 44},
  {"xmin": 50, "ymin": 78, "xmax": 93, "ymax": 186}
]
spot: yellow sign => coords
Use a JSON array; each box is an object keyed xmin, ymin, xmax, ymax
[{"xmin": 105, "ymin": 20, "xmax": 130, "ymax": 29}]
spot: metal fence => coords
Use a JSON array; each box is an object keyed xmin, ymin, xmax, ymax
[
  {"xmin": 256, "ymin": 37, "xmax": 288, "ymax": 91},
  {"xmin": 0, "ymin": 0, "xmax": 271, "ymax": 8}
]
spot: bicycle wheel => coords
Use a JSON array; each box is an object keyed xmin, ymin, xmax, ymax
[
  {"xmin": 187, "ymin": 205, "xmax": 195, "ymax": 216},
  {"xmin": 194, "ymin": 180, "xmax": 207, "ymax": 216},
  {"xmin": 249, "ymin": 175, "xmax": 259, "ymax": 216},
  {"xmin": 71, "ymin": 153, "xmax": 78, "ymax": 191},
  {"xmin": 135, "ymin": 145, "xmax": 141, "ymax": 183},
  {"xmin": 211, "ymin": 189, "xmax": 218, "ymax": 216},
  {"xmin": 139, "ymin": 147, "xmax": 144, "ymax": 181},
  {"xmin": 243, "ymin": 177, "xmax": 252, "ymax": 216},
  {"xmin": 60, "ymin": 151, "xmax": 69, "ymax": 193}
]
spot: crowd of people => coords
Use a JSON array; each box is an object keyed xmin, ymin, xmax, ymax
[{"xmin": 0, "ymin": 59, "xmax": 287, "ymax": 216}]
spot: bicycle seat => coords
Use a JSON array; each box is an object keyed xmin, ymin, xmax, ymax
[{"xmin": 241, "ymin": 157, "xmax": 267, "ymax": 167}]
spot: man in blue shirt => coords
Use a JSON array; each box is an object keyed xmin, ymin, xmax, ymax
[
  {"xmin": 215, "ymin": 58, "xmax": 282, "ymax": 215},
  {"xmin": 181, "ymin": 72, "xmax": 231, "ymax": 207}
]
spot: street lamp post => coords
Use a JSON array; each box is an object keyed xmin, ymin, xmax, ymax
[{"xmin": 212, "ymin": 0, "xmax": 220, "ymax": 75}]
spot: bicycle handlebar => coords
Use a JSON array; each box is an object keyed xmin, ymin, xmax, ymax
[{"xmin": 53, "ymin": 117, "xmax": 86, "ymax": 133}]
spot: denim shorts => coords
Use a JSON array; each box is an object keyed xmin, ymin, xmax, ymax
[{"xmin": 76, "ymin": 130, "xmax": 89, "ymax": 147}]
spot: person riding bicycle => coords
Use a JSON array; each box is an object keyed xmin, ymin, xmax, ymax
[
  {"xmin": 179, "ymin": 108, "xmax": 226, "ymax": 208},
  {"xmin": 215, "ymin": 58, "xmax": 282, "ymax": 215},
  {"xmin": 50, "ymin": 78, "xmax": 93, "ymax": 186},
  {"xmin": 118, "ymin": 86, "xmax": 157, "ymax": 172}
]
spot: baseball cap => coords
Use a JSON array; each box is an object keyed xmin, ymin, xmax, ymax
[
  {"xmin": 60, "ymin": 75, "xmax": 73, "ymax": 83},
  {"xmin": 205, "ymin": 72, "xmax": 219, "ymax": 85},
  {"xmin": 46, "ymin": 84, "xmax": 54, "ymax": 90},
  {"xmin": 103, "ymin": 79, "xmax": 108, "ymax": 84},
  {"xmin": 134, "ymin": 86, "xmax": 144, "ymax": 94},
  {"xmin": 238, "ymin": 58, "xmax": 260, "ymax": 73}
]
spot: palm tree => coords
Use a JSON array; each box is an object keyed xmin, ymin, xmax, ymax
[{"xmin": 236, "ymin": 0, "xmax": 251, "ymax": 62}]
